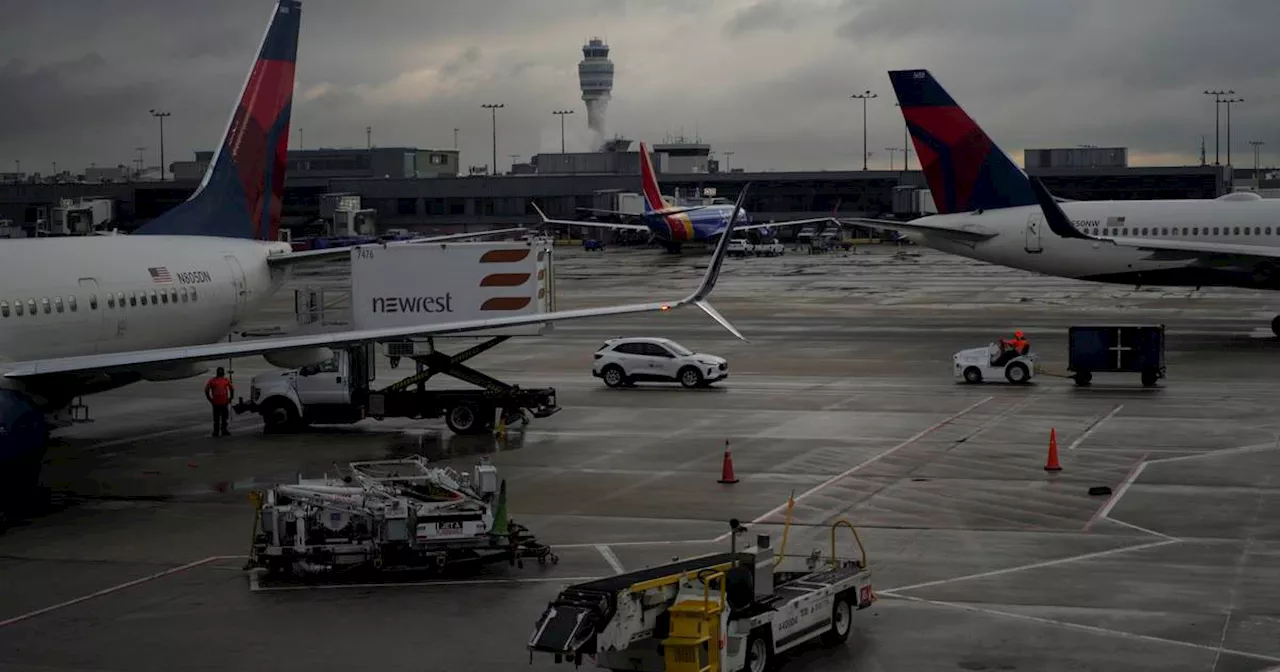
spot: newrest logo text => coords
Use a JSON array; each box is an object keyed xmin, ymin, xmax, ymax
[{"xmin": 371, "ymin": 294, "xmax": 454, "ymax": 313}]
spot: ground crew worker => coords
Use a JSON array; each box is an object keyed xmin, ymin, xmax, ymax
[
  {"xmin": 995, "ymin": 330, "xmax": 1029, "ymax": 366},
  {"xmin": 205, "ymin": 366, "xmax": 234, "ymax": 437}
]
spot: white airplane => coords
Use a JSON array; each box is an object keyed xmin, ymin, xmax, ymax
[
  {"xmin": 845, "ymin": 69, "xmax": 1280, "ymax": 336},
  {"xmin": 531, "ymin": 140, "xmax": 838, "ymax": 253},
  {"xmin": 0, "ymin": 0, "xmax": 746, "ymax": 524}
]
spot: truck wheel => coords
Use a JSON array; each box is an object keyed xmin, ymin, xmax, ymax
[
  {"xmin": 1141, "ymin": 370, "xmax": 1159, "ymax": 387},
  {"xmin": 261, "ymin": 400, "xmax": 300, "ymax": 434},
  {"xmin": 1005, "ymin": 362, "xmax": 1030, "ymax": 384},
  {"xmin": 745, "ymin": 630, "xmax": 774, "ymax": 672},
  {"xmin": 963, "ymin": 367, "xmax": 983, "ymax": 384},
  {"xmin": 679, "ymin": 367, "xmax": 704, "ymax": 389},
  {"xmin": 1074, "ymin": 371, "xmax": 1093, "ymax": 386},
  {"xmin": 445, "ymin": 404, "xmax": 482, "ymax": 435},
  {"xmin": 601, "ymin": 365, "xmax": 626, "ymax": 388},
  {"xmin": 820, "ymin": 595, "xmax": 854, "ymax": 646}
]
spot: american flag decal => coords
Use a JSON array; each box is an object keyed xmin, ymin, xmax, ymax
[{"xmin": 148, "ymin": 267, "xmax": 173, "ymax": 283}]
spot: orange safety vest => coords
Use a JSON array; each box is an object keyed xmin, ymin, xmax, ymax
[{"xmin": 206, "ymin": 377, "xmax": 233, "ymax": 405}]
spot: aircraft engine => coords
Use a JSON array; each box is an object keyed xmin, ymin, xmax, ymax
[
  {"xmin": 264, "ymin": 348, "xmax": 334, "ymax": 370},
  {"xmin": 139, "ymin": 362, "xmax": 212, "ymax": 382},
  {"xmin": 0, "ymin": 389, "xmax": 49, "ymax": 525}
]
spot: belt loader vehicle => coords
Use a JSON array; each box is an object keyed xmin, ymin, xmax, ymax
[
  {"xmin": 528, "ymin": 518, "xmax": 874, "ymax": 672},
  {"xmin": 245, "ymin": 455, "xmax": 556, "ymax": 579}
]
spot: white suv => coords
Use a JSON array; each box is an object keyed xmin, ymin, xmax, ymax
[{"xmin": 593, "ymin": 337, "xmax": 728, "ymax": 389}]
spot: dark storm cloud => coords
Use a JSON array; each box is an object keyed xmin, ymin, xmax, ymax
[{"xmin": 2, "ymin": 0, "xmax": 1277, "ymax": 174}]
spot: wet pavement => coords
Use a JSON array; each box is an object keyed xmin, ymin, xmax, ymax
[{"xmin": 2, "ymin": 245, "xmax": 1280, "ymax": 671}]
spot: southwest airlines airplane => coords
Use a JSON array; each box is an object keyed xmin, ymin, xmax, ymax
[
  {"xmin": 846, "ymin": 69, "xmax": 1280, "ymax": 337},
  {"xmin": 532, "ymin": 141, "xmax": 837, "ymax": 253},
  {"xmin": 0, "ymin": 0, "xmax": 745, "ymax": 524}
]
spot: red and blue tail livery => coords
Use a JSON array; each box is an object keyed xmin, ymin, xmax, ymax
[
  {"xmin": 888, "ymin": 69, "xmax": 1037, "ymax": 215},
  {"xmin": 136, "ymin": 0, "xmax": 301, "ymax": 242}
]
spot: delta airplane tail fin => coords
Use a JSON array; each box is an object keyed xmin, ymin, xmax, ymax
[
  {"xmin": 888, "ymin": 69, "xmax": 1037, "ymax": 215},
  {"xmin": 136, "ymin": 0, "xmax": 301, "ymax": 241}
]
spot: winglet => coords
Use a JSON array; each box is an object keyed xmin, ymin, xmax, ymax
[
  {"xmin": 675, "ymin": 183, "xmax": 749, "ymax": 341},
  {"xmin": 1029, "ymin": 177, "xmax": 1094, "ymax": 241},
  {"xmin": 531, "ymin": 201, "xmax": 550, "ymax": 223}
]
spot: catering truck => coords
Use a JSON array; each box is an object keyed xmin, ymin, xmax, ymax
[{"xmin": 234, "ymin": 240, "xmax": 560, "ymax": 435}]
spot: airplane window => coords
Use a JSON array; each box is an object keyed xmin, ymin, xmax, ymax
[
  {"xmin": 68, "ymin": 296, "xmax": 76, "ymax": 312},
  {"xmin": 130, "ymin": 293, "xmax": 138, "ymax": 307},
  {"xmin": 41, "ymin": 298, "xmax": 50, "ymax": 314},
  {"xmin": 1269, "ymin": 227, "xmax": 1274, "ymax": 235},
  {"xmin": 169, "ymin": 288, "xmax": 178, "ymax": 303},
  {"xmin": 181, "ymin": 287, "xmax": 189, "ymax": 303},
  {"xmin": 27, "ymin": 299, "xmax": 37, "ymax": 315},
  {"xmin": 191, "ymin": 287, "xmax": 197, "ymax": 301},
  {"xmin": 89, "ymin": 295, "xmax": 97, "ymax": 310},
  {"xmin": 54, "ymin": 297, "xmax": 63, "ymax": 313},
  {"xmin": 1213, "ymin": 227, "xmax": 1220, "ymax": 235},
  {"xmin": 140, "ymin": 292, "xmax": 147, "ymax": 306},
  {"xmin": 161, "ymin": 290, "xmax": 168, "ymax": 304},
  {"xmin": 117, "ymin": 292, "xmax": 125, "ymax": 307},
  {"xmin": 1141, "ymin": 228, "xmax": 1149, "ymax": 235},
  {"xmin": 150, "ymin": 290, "xmax": 158, "ymax": 305},
  {"xmin": 1160, "ymin": 228, "xmax": 1168, "ymax": 236},
  {"xmin": 14, "ymin": 301, "xmax": 22, "ymax": 316},
  {"xmin": 1234, "ymin": 227, "xmax": 1241, "ymax": 235},
  {"xmin": 1, "ymin": 301, "xmax": 8, "ymax": 318},
  {"xmin": 107, "ymin": 294, "xmax": 116, "ymax": 309}
]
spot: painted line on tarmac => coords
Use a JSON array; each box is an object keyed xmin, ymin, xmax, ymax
[
  {"xmin": 1065, "ymin": 404, "xmax": 1123, "ymax": 451},
  {"xmin": 0, "ymin": 555, "xmax": 242, "ymax": 628},
  {"xmin": 880, "ymin": 593, "xmax": 1280, "ymax": 665},
  {"xmin": 595, "ymin": 545, "xmax": 625, "ymax": 575},
  {"xmin": 249, "ymin": 575, "xmax": 602, "ymax": 592},
  {"xmin": 720, "ymin": 395, "xmax": 996, "ymax": 541},
  {"xmin": 84, "ymin": 419, "xmax": 264, "ymax": 451}
]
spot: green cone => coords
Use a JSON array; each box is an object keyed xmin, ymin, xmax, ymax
[{"xmin": 490, "ymin": 479, "xmax": 509, "ymax": 537}]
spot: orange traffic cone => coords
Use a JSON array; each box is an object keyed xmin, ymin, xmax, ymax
[
  {"xmin": 1044, "ymin": 428, "xmax": 1062, "ymax": 472},
  {"xmin": 718, "ymin": 440, "xmax": 739, "ymax": 484}
]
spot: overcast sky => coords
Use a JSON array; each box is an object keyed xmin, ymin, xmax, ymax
[{"xmin": 1, "ymin": 0, "xmax": 1276, "ymax": 176}]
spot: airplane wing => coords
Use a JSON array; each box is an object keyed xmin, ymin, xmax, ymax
[
  {"xmin": 530, "ymin": 203, "xmax": 652, "ymax": 232},
  {"xmin": 837, "ymin": 216, "xmax": 999, "ymax": 241},
  {"xmin": 266, "ymin": 228, "xmax": 531, "ymax": 265},
  {"xmin": 1029, "ymin": 177, "xmax": 1280, "ymax": 263},
  {"xmin": 575, "ymin": 205, "xmax": 709, "ymax": 218},
  {"xmin": 2, "ymin": 185, "xmax": 754, "ymax": 379},
  {"xmin": 732, "ymin": 217, "xmax": 841, "ymax": 234}
]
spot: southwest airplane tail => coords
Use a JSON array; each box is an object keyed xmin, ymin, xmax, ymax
[
  {"xmin": 135, "ymin": 0, "xmax": 301, "ymax": 241},
  {"xmin": 888, "ymin": 69, "xmax": 1038, "ymax": 215}
]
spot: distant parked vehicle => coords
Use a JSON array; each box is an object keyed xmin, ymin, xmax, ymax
[{"xmin": 583, "ymin": 239, "xmax": 605, "ymax": 251}]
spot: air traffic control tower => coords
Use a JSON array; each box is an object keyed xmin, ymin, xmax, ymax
[{"xmin": 578, "ymin": 38, "xmax": 615, "ymax": 148}]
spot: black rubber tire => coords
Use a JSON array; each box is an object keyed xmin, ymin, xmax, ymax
[
  {"xmin": 679, "ymin": 366, "xmax": 704, "ymax": 389},
  {"xmin": 445, "ymin": 403, "xmax": 485, "ymax": 435},
  {"xmin": 1272, "ymin": 315, "xmax": 1280, "ymax": 338},
  {"xmin": 1074, "ymin": 371, "xmax": 1093, "ymax": 386},
  {"xmin": 1141, "ymin": 370, "xmax": 1159, "ymax": 387},
  {"xmin": 820, "ymin": 595, "xmax": 854, "ymax": 646},
  {"xmin": 1005, "ymin": 362, "xmax": 1030, "ymax": 384},
  {"xmin": 963, "ymin": 367, "xmax": 983, "ymax": 384},
  {"xmin": 601, "ymin": 365, "xmax": 626, "ymax": 388},
  {"xmin": 261, "ymin": 399, "xmax": 301, "ymax": 434},
  {"xmin": 745, "ymin": 630, "xmax": 774, "ymax": 672}
]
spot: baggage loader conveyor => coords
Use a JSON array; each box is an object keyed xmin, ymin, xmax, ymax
[{"xmin": 528, "ymin": 515, "xmax": 874, "ymax": 672}]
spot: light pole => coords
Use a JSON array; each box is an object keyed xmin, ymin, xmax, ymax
[
  {"xmin": 482, "ymin": 103, "xmax": 504, "ymax": 175},
  {"xmin": 851, "ymin": 90, "xmax": 878, "ymax": 170},
  {"xmin": 723, "ymin": 151, "xmax": 734, "ymax": 172},
  {"xmin": 552, "ymin": 110, "xmax": 574, "ymax": 153},
  {"xmin": 1250, "ymin": 140, "xmax": 1265, "ymax": 188},
  {"xmin": 894, "ymin": 102, "xmax": 910, "ymax": 170},
  {"xmin": 1204, "ymin": 90, "xmax": 1232, "ymax": 165},
  {"xmin": 366, "ymin": 126, "xmax": 372, "ymax": 149},
  {"xmin": 149, "ymin": 109, "xmax": 171, "ymax": 180},
  {"xmin": 1222, "ymin": 96, "xmax": 1242, "ymax": 167},
  {"xmin": 885, "ymin": 148, "xmax": 903, "ymax": 171},
  {"xmin": 453, "ymin": 128, "xmax": 459, "ymax": 150}
]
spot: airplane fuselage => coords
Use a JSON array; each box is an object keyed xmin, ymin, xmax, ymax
[
  {"xmin": 0, "ymin": 235, "xmax": 291, "ymax": 406},
  {"xmin": 644, "ymin": 205, "xmax": 756, "ymax": 243},
  {"xmin": 909, "ymin": 197, "xmax": 1280, "ymax": 289}
]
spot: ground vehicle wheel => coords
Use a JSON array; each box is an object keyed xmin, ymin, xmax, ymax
[
  {"xmin": 679, "ymin": 366, "xmax": 704, "ymax": 389},
  {"xmin": 445, "ymin": 403, "xmax": 487, "ymax": 435},
  {"xmin": 745, "ymin": 630, "xmax": 774, "ymax": 672},
  {"xmin": 1005, "ymin": 361, "xmax": 1030, "ymax": 384},
  {"xmin": 1141, "ymin": 369, "xmax": 1159, "ymax": 387},
  {"xmin": 1074, "ymin": 370, "xmax": 1092, "ymax": 386},
  {"xmin": 1272, "ymin": 315, "xmax": 1280, "ymax": 338},
  {"xmin": 601, "ymin": 365, "xmax": 626, "ymax": 388},
  {"xmin": 963, "ymin": 367, "xmax": 982, "ymax": 384},
  {"xmin": 261, "ymin": 399, "xmax": 301, "ymax": 434},
  {"xmin": 820, "ymin": 595, "xmax": 854, "ymax": 646}
]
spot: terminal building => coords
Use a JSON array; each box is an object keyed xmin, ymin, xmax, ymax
[{"xmin": 0, "ymin": 143, "xmax": 1234, "ymax": 237}]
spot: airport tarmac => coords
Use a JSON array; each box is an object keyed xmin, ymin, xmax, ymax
[{"xmin": 3, "ymin": 245, "xmax": 1280, "ymax": 672}]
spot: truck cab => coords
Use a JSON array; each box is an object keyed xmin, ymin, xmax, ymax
[{"xmin": 244, "ymin": 348, "xmax": 372, "ymax": 431}]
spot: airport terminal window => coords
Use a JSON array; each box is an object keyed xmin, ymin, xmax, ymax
[{"xmin": 54, "ymin": 297, "xmax": 63, "ymax": 313}]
